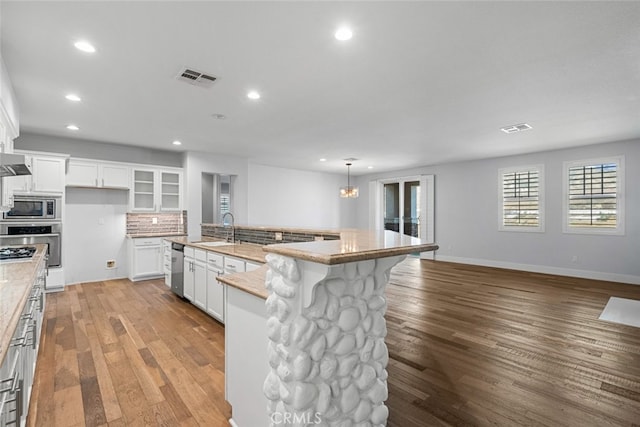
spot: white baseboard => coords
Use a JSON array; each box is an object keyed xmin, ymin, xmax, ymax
[
  {"xmin": 434, "ymin": 255, "xmax": 640, "ymax": 285},
  {"xmin": 65, "ymin": 275, "xmax": 128, "ymax": 287}
]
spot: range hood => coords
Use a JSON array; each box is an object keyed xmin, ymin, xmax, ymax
[{"xmin": 0, "ymin": 153, "xmax": 32, "ymax": 177}]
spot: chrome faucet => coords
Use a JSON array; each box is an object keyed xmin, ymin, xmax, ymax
[{"xmin": 222, "ymin": 212, "xmax": 235, "ymax": 243}]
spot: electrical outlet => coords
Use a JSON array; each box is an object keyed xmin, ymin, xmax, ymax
[
  {"xmin": 571, "ymin": 255, "xmax": 578, "ymax": 263},
  {"xmin": 106, "ymin": 260, "xmax": 116, "ymax": 269},
  {"xmin": 275, "ymin": 232, "xmax": 283, "ymax": 241},
  {"xmin": 152, "ymin": 217, "xmax": 158, "ymax": 224}
]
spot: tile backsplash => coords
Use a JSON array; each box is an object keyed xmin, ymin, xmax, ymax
[
  {"xmin": 127, "ymin": 211, "xmax": 187, "ymax": 235},
  {"xmin": 201, "ymin": 224, "xmax": 340, "ymax": 245}
]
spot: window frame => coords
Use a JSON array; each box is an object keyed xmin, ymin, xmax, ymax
[
  {"xmin": 562, "ymin": 156, "xmax": 625, "ymax": 236},
  {"xmin": 498, "ymin": 164, "xmax": 545, "ymax": 233}
]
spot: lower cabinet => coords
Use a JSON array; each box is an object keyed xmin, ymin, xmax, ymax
[
  {"xmin": 206, "ymin": 252, "xmax": 225, "ymax": 322},
  {"xmin": 184, "ymin": 248, "xmax": 206, "ymax": 308},
  {"xmin": 180, "ymin": 246, "xmax": 262, "ymax": 325},
  {"xmin": 129, "ymin": 238, "xmax": 163, "ymax": 281},
  {"xmin": 0, "ymin": 257, "xmax": 46, "ymax": 425}
]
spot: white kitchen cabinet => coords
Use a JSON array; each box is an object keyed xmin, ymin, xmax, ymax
[
  {"xmin": 66, "ymin": 159, "xmax": 130, "ymax": 189},
  {"xmin": 130, "ymin": 167, "xmax": 182, "ymax": 212},
  {"xmin": 183, "ymin": 247, "xmax": 195, "ymax": 301},
  {"xmin": 193, "ymin": 250, "xmax": 207, "ymax": 310},
  {"xmin": 183, "ymin": 247, "xmax": 206, "ymax": 305},
  {"xmin": 128, "ymin": 237, "xmax": 163, "ymax": 281},
  {"xmin": 7, "ymin": 152, "xmax": 66, "ymax": 195},
  {"xmin": 224, "ymin": 256, "xmax": 246, "ymax": 275},
  {"xmin": 206, "ymin": 252, "xmax": 225, "ymax": 322},
  {"xmin": 246, "ymin": 261, "xmax": 261, "ymax": 272}
]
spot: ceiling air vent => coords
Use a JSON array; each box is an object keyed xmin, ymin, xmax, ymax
[
  {"xmin": 176, "ymin": 68, "xmax": 218, "ymax": 88},
  {"xmin": 501, "ymin": 123, "xmax": 532, "ymax": 134}
]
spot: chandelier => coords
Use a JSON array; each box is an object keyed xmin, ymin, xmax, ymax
[{"xmin": 339, "ymin": 161, "xmax": 359, "ymax": 198}]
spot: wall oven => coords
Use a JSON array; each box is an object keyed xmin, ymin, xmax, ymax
[
  {"xmin": 2, "ymin": 196, "xmax": 60, "ymax": 221},
  {"xmin": 0, "ymin": 222, "xmax": 61, "ymax": 267}
]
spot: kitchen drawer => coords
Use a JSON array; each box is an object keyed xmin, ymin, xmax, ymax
[
  {"xmin": 224, "ymin": 256, "xmax": 246, "ymax": 274},
  {"xmin": 207, "ymin": 252, "xmax": 224, "ymax": 270},
  {"xmin": 133, "ymin": 237, "xmax": 162, "ymax": 246},
  {"xmin": 195, "ymin": 249, "xmax": 207, "ymax": 262},
  {"xmin": 184, "ymin": 246, "xmax": 195, "ymax": 258}
]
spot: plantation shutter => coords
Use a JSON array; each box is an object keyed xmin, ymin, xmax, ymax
[
  {"xmin": 502, "ymin": 170, "xmax": 539, "ymax": 227},
  {"xmin": 568, "ymin": 163, "xmax": 617, "ymax": 228}
]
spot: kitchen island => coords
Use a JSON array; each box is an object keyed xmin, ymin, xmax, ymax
[{"xmin": 219, "ymin": 229, "xmax": 438, "ymax": 427}]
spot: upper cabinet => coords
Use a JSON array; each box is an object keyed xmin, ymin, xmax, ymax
[
  {"xmin": 6, "ymin": 151, "xmax": 67, "ymax": 196},
  {"xmin": 130, "ymin": 167, "xmax": 182, "ymax": 212},
  {"xmin": 66, "ymin": 159, "xmax": 130, "ymax": 189}
]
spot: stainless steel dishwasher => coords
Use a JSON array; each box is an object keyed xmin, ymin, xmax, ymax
[{"xmin": 171, "ymin": 243, "xmax": 185, "ymax": 297}]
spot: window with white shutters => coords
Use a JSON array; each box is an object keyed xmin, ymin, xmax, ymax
[
  {"xmin": 499, "ymin": 165, "xmax": 544, "ymax": 232},
  {"xmin": 564, "ymin": 157, "xmax": 624, "ymax": 234}
]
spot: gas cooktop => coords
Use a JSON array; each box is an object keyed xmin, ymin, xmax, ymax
[{"xmin": 0, "ymin": 246, "xmax": 37, "ymax": 261}]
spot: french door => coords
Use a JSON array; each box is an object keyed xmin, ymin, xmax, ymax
[{"xmin": 370, "ymin": 175, "xmax": 435, "ymax": 259}]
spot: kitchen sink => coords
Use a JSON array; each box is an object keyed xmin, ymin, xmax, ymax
[{"xmin": 197, "ymin": 241, "xmax": 234, "ymax": 247}]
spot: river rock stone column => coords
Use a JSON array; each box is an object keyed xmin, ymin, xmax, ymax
[{"xmin": 263, "ymin": 252, "xmax": 406, "ymax": 427}]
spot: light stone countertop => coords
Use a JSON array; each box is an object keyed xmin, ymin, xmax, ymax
[
  {"xmin": 0, "ymin": 244, "xmax": 47, "ymax": 366},
  {"xmin": 126, "ymin": 233, "xmax": 187, "ymax": 238},
  {"xmin": 218, "ymin": 264, "xmax": 269, "ymax": 300},
  {"xmin": 164, "ymin": 236, "xmax": 267, "ymax": 264},
  {"xmin": 264, "ymin": 229, "xmax": 439, "ymax": 265}
]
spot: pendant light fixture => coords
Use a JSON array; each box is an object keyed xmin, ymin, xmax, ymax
[{"xmin": 340, "ymin": 160, "xmax": 359, "ymax": 198}]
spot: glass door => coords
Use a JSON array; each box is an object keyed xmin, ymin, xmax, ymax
[{"xmin": 383, "ymin": 179, "xmax": 421, "ymax": 238}]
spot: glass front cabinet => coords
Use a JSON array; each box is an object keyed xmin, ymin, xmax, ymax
[{"xmin": 131, "ymin": 168, "xmax": 183, "ymax": 212}]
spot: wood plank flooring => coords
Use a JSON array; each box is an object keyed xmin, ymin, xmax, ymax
[{"xmin": 27, "ymin": 259, "xmax": 640, "ymax": 426}]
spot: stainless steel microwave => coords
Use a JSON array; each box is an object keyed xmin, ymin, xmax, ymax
[{"xmin": 2, "ymin": 196, "xmax": 60, "ymax": 220}]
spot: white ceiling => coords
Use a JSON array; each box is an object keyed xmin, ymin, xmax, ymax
[{"xmin": 2, "ymin": 1, "xmax": 639, "ymax": 175}]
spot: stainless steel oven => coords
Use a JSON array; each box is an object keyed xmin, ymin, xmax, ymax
[
  {"xmin": 0, "ymin": 222, "xmax": 61, "ymax": 267},
  {"xmin": 2, "ymin": 196, "xmax": 60, "ymax": 221}
]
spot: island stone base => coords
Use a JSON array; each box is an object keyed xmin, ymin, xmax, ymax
[{"xmin": 263, "ymin": 253, "xmax": 406, "ymax": 426}]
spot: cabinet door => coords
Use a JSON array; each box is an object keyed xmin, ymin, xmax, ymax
[
  {"xmin": 183, "ymin": 257, "xmax": 195, "ymax": 301},
  {"xmin": 132, "ymin": 169, "xmax": 156, "ymax": 211},
  {"xmin": 66, "ymin": 160, "xmax": 99, "ymax": 187},
  {"xmin": 160, "ymin": 170, "xmax": 182, "ymax": 211},
  {"xmin": 101, "ymin": 164, "xmax": 130, "ymax": 188},
  {"xmin": 32, "ymin": 156, "xmax": 65, "ymax": 193},
  {"xmin": 206, "ymin": 267, "xmax": 225, "ymax": 322},
  {"xmin": 193, "ymin": 260, "xmax": 207, "ymax": 310},
  {"xmin": 133, "ymin": 245, "xmax": 162, "ymax": 277}
]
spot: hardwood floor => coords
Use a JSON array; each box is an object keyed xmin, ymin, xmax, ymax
[{"xmin": 27, "ymin": 259, "xmax": 640, "ymax": 426}]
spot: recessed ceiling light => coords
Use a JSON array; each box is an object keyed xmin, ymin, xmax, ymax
[
  {"xmin": 65, "ymin": 94, "xmax": 81, "ymax": 102},
  {"xmin": 367, "ymin": 166, "xmax": 374, "ymax": 169},
  {"xmin": 212, "ymin": 114, "xmax": 226, "ymax": 120},
  {"xmin": 319, "ymin": 158, "xmax": 327, "ymax": 162},
  {"xmin": 247, "ymin": 91, "xmax": 261, "ymax": 100},
  {"xmin": 335, "ymin": 27, "xmax": 353, "ymax": 41},
  {"xmin": 74, "ymin": 40, "xmax": 96, "ymax": 53},
  {"xmin": 66, "ymin": 124, "xmax": 79, "ymax": 131},
  {"xmin": 172, "ymin": 140, "xmax": 182, "ymax": 146},
  {"xmin": 500, "ymin": 123, "xmax": 532, "ymax": 134}
]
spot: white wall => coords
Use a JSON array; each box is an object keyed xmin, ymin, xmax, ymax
[
  {"xmin": 64, "ymin": 188, "xmax": 129, "ymax": 284},
  {"xmin": 15, "ymin": 132, "xmax": 183, "ymax": 167},
  {"xmin": 355, "ymin": 139, "xmax": 640, "ymax": 284},
  {"xmin": 0, "ymin": 57, "xmax": 19, "ymax": 138},
  {"xmin": 247, "ymin": 163, "xmax": 357, "ymax": 229},
  {"xmin": 184, "ymin": 151, "xmax": 248, "ymax": 239}
]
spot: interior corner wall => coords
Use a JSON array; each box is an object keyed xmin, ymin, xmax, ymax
[
  {"xmin": 354, "ymin": 139, "xmax": 640, "ymax": 284},
  {"xmin": 247, "ymin": 163, "xmax": 357, "ymax": 229},
  {"xmin": 184, "ymin": 151, "xmax": 248, "ymax": 239}
]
